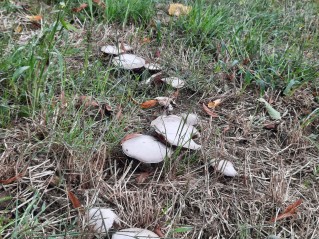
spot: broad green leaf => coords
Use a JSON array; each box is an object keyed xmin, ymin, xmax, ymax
[
  {"xmin": 12, "ymin": 66, "xmax": 30, "ymax": 80},
  {"xmin": 258, "ymin": 98, "xmax": 281, "ymax": 120}
]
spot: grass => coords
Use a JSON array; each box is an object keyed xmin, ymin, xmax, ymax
[{"xmin": 0, "ymin": 0, "xmax": 319, "ymax": 238}]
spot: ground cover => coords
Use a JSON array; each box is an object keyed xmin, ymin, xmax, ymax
[{"xmin": 0, "ymin": 0, "xmax": 319, "ymax": 238}]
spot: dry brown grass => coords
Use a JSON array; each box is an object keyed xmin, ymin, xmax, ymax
[{"xmin": 1, "ymin": 1, "xmax": 319, "ymax": 239}]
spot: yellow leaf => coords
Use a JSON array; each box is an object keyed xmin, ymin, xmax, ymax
[
  {"xmin": 207, "ymin": 99, "xmax": 222, "ymax": 109},
  {"xmin": 168, "ymin": 3, "xmax": 192, "ymax": 17}
]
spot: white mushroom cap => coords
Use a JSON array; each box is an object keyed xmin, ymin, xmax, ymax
[
  {"xmin": 161, "ymin": 77, "xmax": 185, "ymax": 88},
  {"xmin": 121, "ymin": 134, "xmax": 172, "ymax": 163},
  {"xmin": 88, "ymin": 207, "xmax": 119, "ymax": 233},
  {"xmin": 112, "ymin": 228, "xmax": 159, "ymax": 239},
  {"xmin": 113, "ymin": 54, "xmax": 146, "ymax": 70},
  {"xmin": 180, "ymin": 113, "xmax": 200, "ymax": 126},
  {"xmin": 144, "ymin": 62, "xmax": 162, "ymax": 71},
  {"xmin": 101, "ymin": 45, "xmax": 125, "ymax": 55},
  {"xmin": 213, "ymin": 160, "xmax": 238, "ymax": 177},
  {"xmin": 151, "ymin": 115, "xmax": 201, "ymax": 150}
]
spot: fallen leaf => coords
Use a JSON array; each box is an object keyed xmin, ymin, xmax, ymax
[
  {"xmin": 270, "ymin": 199, "xmax": 303, "ymax": 222},
  {"xmin": 168, "ymin": 3, "xmax": 192, "ymax": 17},
  {"xmin": 202, "ymin": 103, "xmax": 219, "ymax": 118},
  {"xmin": 171, "ymin": 90, "xmax": 179, "ymax": 99},
  {"xmin": 263, "ymin": 122, "xmax": 279, "ymax": 130},
  {"xmin": 93, "ymin": 0, "xmax": 106, "ymax": 8},
  {"xmin": 154, "ymin": 225, "xmax": 165, "ymax": 237},
  {"xmin": 0, "ymin": 165, "xmax": 28, "ymax": 185},
  {"xmin": 136, "ymin": 172, "xmax": 151, "ymax": 184},
  {"xmin": 59, "ymin": 91, "xmax": 67, "ymax": 108},
  {"xmin": 26, "ymin": 15, "xmax": 42, "ymax": 22},
  {"xmin": 142, "ymin": 37, "xmax": 151, "ymax": 44},
  {"xmin": 207, "ymin": 99, "xmax": 222, "ymax": 109},
  {"xmin": 14, "ymin": 25, "xmax": 22, "ymax": 33},
  {"xmin": 72, "ymin": 3, "xmax": 88, "ymax": 12},
  {"xmin": 121, "ymin": 133, "xmax": 143, "ymax": 144},
  {"xmin": 258, "ymin": 98, "xmax": 281, "ymax": 120},
  {"xmin": 140, "ymin": 99, "xmax": 158, "ymax": 109},
  {"xmin": 77, "ymin": 96, "xmax": 99, "ymax": 108},
  {"xmin": 67, "ymin": 190, "xmax": 82, "ymax": 209},
  {"xmin": 115, "ymin": 105, "xmax": 123, "ymax": 120},
  {"xmin": 154, "ymin": 50, "xmax": 161, "ymax": 58}
]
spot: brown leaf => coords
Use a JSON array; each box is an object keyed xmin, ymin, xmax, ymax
[
  {"xmin": 154, "ymin": 50, "xmax": 161, "ymax": 58},
  {"xmin": 270, "ymin": 199, "xmax": 303, "ymax": 222},
  {"xmin": 67, "ymin": 190, "xmax": 82, "ymax": 209},
  {"xmin": 77, "ymin": 95, "xmax": 99, "ymax": 108},
  {"xmin": 59, "ymin": 91, "xmax": 67, "ymax": 108},
  {"xmin": 154, "ymin": 225, "xmax": 165, "ymax": 237},
  {"xmin": 263, "ymin": 122, "xmax": 279, "ymax": 130},
  {"xmin": 202, "ymin": 103, "xmax": 218, "ymax": 118},
  {"xmin": 93, "ymin": 0, "xmax": 106, "ymax": 8},
  {"xmin": 72, "ymin": 3, "xmax": 88, "ymax": 12},
  {"xmin": 121, "ymin": 133, "xmax": 142, "ymax": 144},
  {"xmin": 136, "ymin": 172, "xmax": 151, "ymax": 184},
  {"xmin": 26, "ymin": 15, "xmax": 42, "ymax": 22},
  {"xmin": 142, "ymin": 37, "xmax": 151, "ymax": 44},
  {"xmin": 207, "ymin": 99, "xmax": 222, "ymax": 109},
  {"xmin": 171, "ymin": 90, "xmax": 179, "ymax": 99},
  {"xmin": 140, "ymin": 99, "xmax": 158, "ymax": 109},
  {"xmin": 0, "ymin": 165, "xmax": 28, "ymax": 185},
  {"xmin": 115, "ymin": 105, "xmax": 123, "ymax": 120}
]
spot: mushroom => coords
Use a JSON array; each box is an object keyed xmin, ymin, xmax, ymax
[
  {"xmin": 101, "ymin": 45, "xmax": 125, "ymax": 55},
  {"xmin": 121, "ymin": 134, "xmax": 172, "ymax": 163},
  {"xmin": 113, "ymin": 54, "xmax": 146, "ymax": 70},
  {"xmin": 112, "ymin": 228, "xmax": 159, "ymax": 239},
  {"xmin": 151, "ymin": 115, "xmax": 201, "ymax": 150},
  {"xmin": 88, "ymin": 207, "xmax": 119, "ymax": 233},
  {"xmin": 101, "ymin": 43, "xmax": 133, "ymax": 55},
  {"xmin": 144, "ymin": 62, "xmax": 162, "ymax": 71},
  {"xmin": 210, "ymin": 160, "xmax": 238, "ymax": 177},
  {"xmin": 160, "ymin": 77, "xmax": 185, "ymax": 88},
  {"xmin": 180, "ymin": 113, "xmax": 200, "ymax": 126}
]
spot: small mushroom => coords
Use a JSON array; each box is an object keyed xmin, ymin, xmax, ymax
[
  {"xmin": 144, "ymin": 62, "xmax": 162, "ymax": 71},
  {"xmin": 211, "ymin": 160, "xmax": 238, "ymax": 177},
  {"xmin": 113, "ymin": 54, "xmax": 145, "ymax": 70},
  {"xmin": 88, "ymin": 207, "xmax": 119, "ymax": 233},
  {"xmin": 180, "ymin": 113, "xmax": 200, "ymax": 126},
  {"xmin": 151, "ymin": 115, "xmax": 201, "ymax": 150},
  {"xmin": 161, "ymin": 77, "xmax": 185, "ymax": 88},
  {"xmin": 101, "ymin": 45, "xmax": 125, "ymax": 55},
  {"xmin": 121, "ymin": 134, "xmax": 172, "ymax": 163},
  {"xmin": 112, "ymin": 228, "xmax": 159, "ymax": 239}
]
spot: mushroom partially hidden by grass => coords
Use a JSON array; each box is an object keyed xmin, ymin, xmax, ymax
[
  {"xmin": 112, "ymin": 228, "xmax": 159, "ymax": 239},
  {"xmin": 210, "ymin": 159, "xmax": 238, "ymax": 177},
  {"xmin": 113, "ymin": 54, "xmax": 145, "ymax": 70},
  {"xmin": 121, "ymin": 134, "xmax": 172, "ymax": 163},
  {"xmin": 151, "ymin": 115, "xmax": 201, "ymax": 150},
  {"xmin": 88, "ymin": 207, "xmax": 119, "ymax": 233}
]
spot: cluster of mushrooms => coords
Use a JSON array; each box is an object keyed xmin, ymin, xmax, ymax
[{"xmin": 86, "ymin": 43, "xmax": 238, "ymax": 238}]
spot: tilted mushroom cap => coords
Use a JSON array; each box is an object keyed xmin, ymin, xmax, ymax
[
  {"xmin": 144, "ymin": 62, "xmax": 162, "ymax": 71},
  {"xmin": 161, "ymin": 77, "xmax": 185, "ymax": 88},
  {"xmin": 151, "ymin": 115, "xmax": 201, "ymax": 150},
  {"xmin": 121, "ymin": 134, "xmax": 172, "ymax": 163},
  {"xmin": 211, "ymin": 160, "xmax": 238, "ymax": 177},
  {"xmin": 112, "ymin": 228, "xmax": 159, "ymax": 239},
  {"xmin": 180, "ymin": 113, "xmax": 200, "ymax": 126},
  {"xmin": 101, "ymin": 45, "xmax": 125, "ymax": 55},
  {"xmin": 113, "ymin": 54, "xmax": 145, "ymax": 70},
  {"xmin": 88, "ymin": 207, "xmax": 119, "ymax": 233}
]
